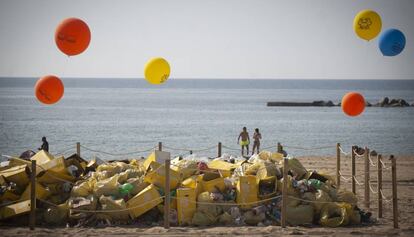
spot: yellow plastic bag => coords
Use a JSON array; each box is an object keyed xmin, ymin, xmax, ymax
[
  {"xmin": 71, "ymin": 180, "xmax": 94, "ymax": 197},
  {"xmin": 126, "ymin": 177, "xmax": 149, "ymax": 196},
  {"xmin": 44, "ymin": 203, "xmax": 68, "ymax": 225},
  {"xmin": 286, "ymin": 205, "xmax": 314, "ymax": 226},
  {"xmin": 258, "ymin": 151, "xmax": 283, "ymax": 163},
  {"xmin": 96, "ymin": 162, "xmax": 130, "ymax": 177},
  {"xmin": 98, "ymin": 196, "xmax": 129, "ymax": 221},
  {"xmin": 200, "ymin": 173, "xmax": 225, "ymax": 193},
  {"xmin": 207, "ymin": 160, "xmax": 239, "ymax": 178},
  {"xmin": 339, "ymin": 202, "xmax": 361, "ymax": 225},
  {"xmin": 93, "ymin": 175, "xmax": 120, "ymax": 197},
  {"xmin": 196, "ymin": 192, "xmax": 222, "ymax": 217},
  {"xmin": 313, "ymin": 190, "xmax": 332, "ymax": 214},
  {"xmin": 218, "ymin": 212, "xmax": 233, "ymax": 225},
  {"xmin": 256, "ymin": 161, "xmax": 280, "ymax": 180},
  {"xmin": 171, "ymin": 159, "xmax": 198, "ymax": 180},
  {"xmin": 284, "ymin": 158, "xmax": 307, "ymax": 179},
  {"xmin": 301, "ymin": 192, "xmax": 316, "ymax": 202},
  {"xmin": 191, "ymin": 211, "xmax": 216, "ymax": 226},
  {"xmin": 276, "ymin": 176, "xmax": 300, "ymax": 207},
  {"xmin": 320, "ymin": 202, "xmax": 349, "ymax": 227},
  {"xmin": 336, "ymin": 190, "xmax": 358, "ymax": 205},
  {"xmin": 68, "ymin": 195, "xmax": 98, "ymax": 220},
  {"xmin": 243, "ymin": 210, "xmax": 266, "ymax": 225}
]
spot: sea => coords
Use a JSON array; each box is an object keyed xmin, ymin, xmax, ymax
[{"xmin": 1, "ymin": 78, "xmax": 413, "ymax": 160}]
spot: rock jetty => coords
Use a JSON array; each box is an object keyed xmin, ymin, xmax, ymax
[{"xmin": 267, "ymin": 97, "xmax": 412, "ymax": 107}]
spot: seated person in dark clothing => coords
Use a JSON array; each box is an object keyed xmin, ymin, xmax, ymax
[{"xmin": 38, "ymin": 136, "xmax": 49, "ymax": 152}]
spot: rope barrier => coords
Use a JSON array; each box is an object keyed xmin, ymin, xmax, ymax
[
  {"xmin": 80, "ymin": 145, "xmax": 156, "ymax": 157},
  {"xmin": 163, "ymin": 144, "xmax": 217, "ymax": 153},
  {"xmin": 283, "ymin": 145, "xmax": 332, "ymax": 151},
  {"xmin": 353, "ymin": 176, "xmax": 364, "ymax": 186},
  {"xmin": 221, "ymin": 145, "xmax": 240, "ymax": 151},
  {"xmin": 353, "ymin": 149, "xmax": 365, "ymax": 158},
  {"xmin": 338, "ymin": 171, "xmax": 352, "ymax": 182},
  {"xmin": 368, "ymin": 154, "xmax": 377, "ymax": 167},
  {"xmin": 286, "ymin": 195, "xmax": 337, "ymax": 204},
  {"xmin": 38, "ymin": 196, "xmax": 165, "ymax": 213},
  {"xmin": 54, "ymin": 147, "xmax": 75, "ymax": 156},
  {"xmin": 338, "ymin": 146, "xmax": 350, "ymax": 156},
  {"xmin": 379, "ymin": 189, "xmax": 393, "ymax": 203},
  {"xmin": 380, "ymin": 160, "xmax": 391, "ymax": 170},
  {"xmin": 368, "ymin": 181, "xmax": 378, "ymax": 194},
  {"xmin": 260, "ymin": 145, "xmax": 276, "ymax": 150},
  {"xmin": 171, "ymin": 195, "xmax": 282, "ymax": 206},
  {"xmin": 169, "ymin": 161, "xmax": 278, "ymax": 176}
]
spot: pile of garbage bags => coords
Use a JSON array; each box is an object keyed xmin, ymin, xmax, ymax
[{"xmin": 0, "ymin": 149, "xmax": 372, "ymax": 227}]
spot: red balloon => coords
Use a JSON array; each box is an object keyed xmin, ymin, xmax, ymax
[
  {"xmin": 341, "ymin": 92, "xmax": 365, "ymax": 116},
  {"xmin": 35, "ymin": 75, "xmax": 64, "ymax": 105},
  {"xmin": 55, "ymin": 18, "xmax": 91, "ymax": 56}
]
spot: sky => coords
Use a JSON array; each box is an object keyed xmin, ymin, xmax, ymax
[{"xmin": 0, "ymin": 0, "xmax": 413, "ymax": 79}]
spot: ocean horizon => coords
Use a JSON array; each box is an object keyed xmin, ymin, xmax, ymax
[{"xmin": 1, "ymin": 78, "xmax": 414, "ymax": 160}]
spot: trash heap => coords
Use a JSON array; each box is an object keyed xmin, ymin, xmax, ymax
[{"xmin": 0, "ymin": 150, "xmax": 371, "ymax": 227}]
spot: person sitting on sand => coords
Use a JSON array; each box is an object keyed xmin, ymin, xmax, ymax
[
  {"xmin": 252, "ymin": 128, "xmax": 262, "ymax": 155},
  {"xmin": 237, "ymin": 127, "xmax": 250, "ymax": 156},
  {"xmin": 38, "ymin": 136, "xmax": 49, "ymax": 152}
]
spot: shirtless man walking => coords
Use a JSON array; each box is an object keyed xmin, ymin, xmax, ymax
[{"xmin": 237, "ymin": 127, "xmax": 250, "ymax": 157}]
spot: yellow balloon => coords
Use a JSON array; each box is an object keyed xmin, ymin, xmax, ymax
[
  {"xmin": 144, "ymin": 57, "xmax": 170, "ymax": 84},
  {"xmin": 353, "ymin": 10, "xmax": 382, "ymax": 41}
]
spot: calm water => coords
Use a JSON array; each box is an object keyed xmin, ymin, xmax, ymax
[{"xmin": 1, "ymin": 78, "xmax": 414, "ymax": 160}]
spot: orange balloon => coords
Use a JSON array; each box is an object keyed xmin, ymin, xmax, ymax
[
  {"xmin": 35, "ymin": 75, "xmax": 64, "ymax": 105},
  {"xmin": 341, "ymin": 92, "xmax": 365, "ymax": 117},
  {"xmin": 55, "ymin": 18, "xmax": 91, "ymax": 56}
]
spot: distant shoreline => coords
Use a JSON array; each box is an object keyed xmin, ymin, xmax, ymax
[{"xmin": 1, "ymin": 78, "xmax": 414, "ymax": 90}]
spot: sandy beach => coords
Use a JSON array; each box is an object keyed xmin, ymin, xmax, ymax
[{"xmin": 1, "ymin": 154, "xmax": 413, "ymax": 237}]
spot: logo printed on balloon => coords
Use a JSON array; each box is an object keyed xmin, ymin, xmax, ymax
[
  {"xmin": 379, "ymin": 29, "xmax": 406, "ymax": 57},
  {"xmin": 144, "ymin": 57, "xmax": 171, "ymax": 85},
  {"xmin": 353, "ymin": 10, "xmax": 382, "ymax": 41},
  {"xmin": 55, "ymin": 18, "xmax": 91, "ymax": 56},
  {"xmin": 358, "ymin": 18, "xmax": 372, "ymax": 29}
]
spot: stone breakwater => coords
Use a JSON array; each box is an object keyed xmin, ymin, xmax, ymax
[{"xmin": 267, "ymin": 97, "xmax": 412, "ymax": 107}]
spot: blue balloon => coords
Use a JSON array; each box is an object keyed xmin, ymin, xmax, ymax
[{"xmin": 379, "ymin": 29, "xmax": 406, "ymax": 56}]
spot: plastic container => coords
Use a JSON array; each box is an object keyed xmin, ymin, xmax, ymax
[
  {"xmin": 127, "ymin": 184, "xmax": 163, "ymax": 218},
  {"xmin": 176, "ymin": 188, "xmax": 196, "ymax": 225},
  {"xmin": 0, "ymin": 200, "xmax": 31, "ymax": 220},
  {"xmin": 236, "ymin": 175, "xmax": 258, "ymax": 209}
]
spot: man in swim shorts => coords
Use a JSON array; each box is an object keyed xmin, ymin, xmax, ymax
[{"xmin": 237, "ymin": 127, "xmax": 250, "ymax": 157}]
